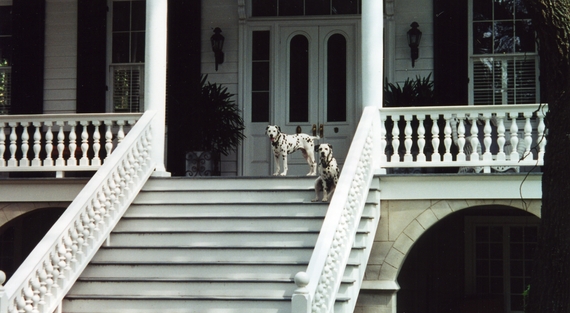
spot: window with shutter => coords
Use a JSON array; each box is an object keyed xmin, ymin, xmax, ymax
[
  {"xmin": 0, "ymin": 5, "xmax": 12, "ymax": 114},
  {"xmin": 469, "ymin": 0, "xmax": 539, "ymax": 105},
  {"xmin": 108, "ymin": 0, "xmax": 145, "ymax": 112}
]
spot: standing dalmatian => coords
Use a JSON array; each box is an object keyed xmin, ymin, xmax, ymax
[
  {"xmin": 266, "ymin": 125, "xmax": 318, "ymax": 176},
  {"xmin": 312, "ymin": 143, "xmax": 340, "ymax": 202}
]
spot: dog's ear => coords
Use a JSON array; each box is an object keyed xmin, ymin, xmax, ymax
[
  {"xmin": 266, "ymin": 125, "xmax": 270, "ymax": 131},
  {"xmin": 328, "ymin": 144, "xmax": 333, "ymax": 150},
  {"xmin": 277, "ymin": 126, "xmax": 281, "ymax": 132}
]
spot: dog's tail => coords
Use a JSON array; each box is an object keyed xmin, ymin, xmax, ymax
[{"xmin": 310, "ymin": 135, "xmax": 321, "ymax": 141}]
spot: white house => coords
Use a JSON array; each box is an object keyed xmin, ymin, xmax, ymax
[{"xmin": 0, "ymin": 0, "xmax": 545, "ymax": 312}]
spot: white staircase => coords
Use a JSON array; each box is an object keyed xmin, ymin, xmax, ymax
[{"xmin": 63, "ymin": 177, "xmax": 379, "ymax": 313}]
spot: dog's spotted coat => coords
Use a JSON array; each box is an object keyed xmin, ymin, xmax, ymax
[
  {"xmin": 266, "ymin": 125, "xmax": 318, "ymax": 176},
  {"xmin": 312, "ymin": 143, "xmax": 339, "ymax": 202}
]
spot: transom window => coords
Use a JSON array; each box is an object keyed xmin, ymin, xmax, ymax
[
  {"xmin": 251, "ymin": 0, "xmax": 360, "ymax": 17},
  {"xmin": 469, "ymin": 0, "xmax": 539, "ymax": 105}
]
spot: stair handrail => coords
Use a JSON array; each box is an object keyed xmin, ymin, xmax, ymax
[
  {"xmin": 293, "ymin": 106, "xmax": 382, "ymax": 313},
  {"xmin": 0, "ymin": 110, "xmax": 157, "ymax": 313}
]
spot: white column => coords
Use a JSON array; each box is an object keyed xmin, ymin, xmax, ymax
[
  {"xmin": 145, "ymin": 0, "xmax": 170, "ymax": 176},
  {"xmin": 362, "ymin": 0, "xmax": 384, "ymax": 108}
]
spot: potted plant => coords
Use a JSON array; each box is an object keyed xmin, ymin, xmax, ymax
[{"xmin": 185, "ymin": 75, "xmax": 245, "ymax": 176}]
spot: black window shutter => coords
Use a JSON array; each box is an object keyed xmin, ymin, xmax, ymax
[
  {"xmin": 77, "ymin": 0, "xmax": 107, "ymax": 113},
  {"xmin": 10, "ymin": 0, "xmax": 45, "ymax": 114},
  {"xmin": 166, "ymin": 0, "xmax": 202, "ymax": 176},
  {"xmin": 433, "ymin": 0, "xmax": 468, "ymax": 105}
]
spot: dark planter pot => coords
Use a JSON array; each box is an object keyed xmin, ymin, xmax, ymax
[{"xmin": 185, "ymin": 151, "xmax": 220, "ymax": 176}]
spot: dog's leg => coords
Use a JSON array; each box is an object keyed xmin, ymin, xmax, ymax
[
  {"xmin": 272, "ymin": 153, "xmax": 281, "ymax": 176},
  {"xmin": 302, "ymin": 149, "xmax": 317, "ymax": 176},
  {"xmin": 281, "ymin": 154, "xmax": 288, "ymax": 176},
  {"xmin": 312, "ymin": 177, "xmax": 322, "ymax": 202},
  {"xmin": 321, "ymin": 179, "xmax": 329, "ymax": 202},
  {"xmin": 325, "ymin": 184, "xmax": 336, "ymax": 202}
]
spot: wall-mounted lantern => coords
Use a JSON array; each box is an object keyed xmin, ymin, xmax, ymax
[
  {"xmin": 210, "ymin": 27, "xmax": 225, "ymax": 71},
  {"xmin": 407, "ymin": 22, "xmax": 422, "ymax": 68}
]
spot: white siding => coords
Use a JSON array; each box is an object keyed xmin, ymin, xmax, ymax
[
  {"xmin": 390, "ymin": 0, "xmax": 434, "ymax": 84},
  {"xmin": 202, "ymin": 0, "xmax": 241, "ymax": 176},
  {"xmin": 43, "ymin": 0, "xmax": 77, "ymax": 114}
]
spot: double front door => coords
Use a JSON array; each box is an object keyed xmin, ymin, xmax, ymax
[{"xmin": 243, "ymin": 21, "xmax": 360, "ymax": 176}]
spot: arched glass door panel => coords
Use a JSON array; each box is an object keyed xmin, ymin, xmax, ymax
[{"xmin": 289, "ymin": 34, "xmax": 309, "ymax": 123}]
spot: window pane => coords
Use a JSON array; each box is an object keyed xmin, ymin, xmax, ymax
[
  {"xmin": 0, "ymin": 37, "xmax": 12, "ymax": 65},
  {"xmin": 494, "ymin": 0, "xmax": 514, "ymax": 20},
  {"xmin": 113, "ymin": 65, "xmax": 142, "ymax": 112},
  {"xmin": 253, "ymin": 31, "xmax": 270, "ymax": 61},
  {"xmin": 113, "ymin": 33, "xmax": 130, "ymax": 63},
  {"xmin": 473, "ymin": 22, "xmax": 493, "ymax": 54},
  {"xmin": 252, "ymin": 0, "xmax": 277, "ymax": 16},
  {"xmin": 252, "ymin": 92, "xmax": 270, "ymax": 122},
  {"xmin": 113, "ymin": 2, "xmax": 130, "ymax": 31},
  {"xmin": 252, "ymin": 31, "xmax": 270, "ymax": 123},
  {"xmin": 327, "ymin": 34, "xmax": 346, "ymax": 122},
  {"xmin": 289, "ymin": 35, "xmax": 309, "ymax": 123},
  {"xmin": 332, "ymin": 0, "xmax": 358, "ymax": 14},
  {"xmin": 473, "ymin": 0, "xmax": 492, "ymax": 20},
  {"xmin": 280, "ymin": 0, "xmax": 304, "ymax": 16},
  {"xmin": 131, "ymin": 1, "xmax": 146, "ymax": 31},
  {"xmin": 131, "ymin": 32, "xmax": 145, "ymax": 63},
  {"xmin": 494, "ymin": 21, "xmax": 515, "ymax": 53},
  {"xmin": 0, "ymin": 6, "xmax": 12, "ymax": 35},
  {"xmin": 516, "ymin": 20, "xmax": 535, "ymax": 52},
  {"xmin": 306, "ymin": 0, "xmax": 330, "ymax": 15}
]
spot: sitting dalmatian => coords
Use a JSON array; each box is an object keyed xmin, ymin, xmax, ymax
[
  {"xmin": 266, "ymin": 125, "xmax": 318, "ymax": 176},
  {"xmin": 312, "ymin": 143, "xmax": 340, "ymax": 202}
]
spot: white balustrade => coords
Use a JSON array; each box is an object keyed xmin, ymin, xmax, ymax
[
  {"xmin": 0, "ymin": 110, "xmax": 156, "ymax": 313},
  {"xmin": 293, "ymin": 106, "xmax": 382, "ymax": 313},
  {"xmin": 0, "ymin": 113, "xmax": 142, "ymax": 175},
  {"xmin": 379, "ymin": 104, "xmax": 547, "ymax": 173}
]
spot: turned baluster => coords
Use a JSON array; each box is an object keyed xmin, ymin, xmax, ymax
[
  {"xmin": 117, "ymin": 120, "xmax": 126, "ymax": 143},
  {"xmin": 430, "ymin": 114, "xmax": 440, "ymax": 162},
  {"xmin": 0, "ymin": 122, "xmax": 6, "ymax": 167},
  {"xmin": 56, "ymin": 121, "xmax": 66, "ymax": 167},
  {"xmin": 8, "ymin": 122, "xmax": 18, "ymax": 167},
  {"xmin": 67, "ymin": 121, "xmax": 78, "ymax": 166},
  {"xmin": 523, "ymin": 112, "xmax": 533, "ymax": 161},
  {"xmin": 469, "ymin": 115, "xmax": 480, "ymax": 162},
  {"xmin": 509, "ymin": 112, "xmax": 520, "ymax": 161},
  {"xmin": 104, "ymin": 120, "xmax": 114, "ymax": 159},
  {"xmin": 443, "ymin": 116, "xmax": 452, "ymax": 162},
  {"xmin": 496, "ymin": 114, "xmax": 506, "ymax": 161},
  {"xmin": 32, "ymin": 122, "xmax": 43, "ymax": 167},
  {"xmin": 80, "ymin": 121, "xmax": 90, "ymax": 166},
  {"xmin": 391, "ymin": 116, "xmax": 400, "ymax": 162},
  {"xmin": 403, "ymin": 115, "xmax": 413, "ymax": 162},
  {"xmin": 19, "ymin": 122, "xmax": 30, "ymax": 167},
  {"xmin": 482, "ymin": 114, "xmax": 492, "ymax": 161},
  {"xmin": 456, "ymin": 116, "xmax": 467, "ymax": 162},
  {"xmin": 417, "ymin": 115, "xmax": 426, "ymax": 163},
  {"xmin": 44, "ymin": 122, "xmax": 54, "ymax": 166},
  {"xmin": 537, "ymin": 110, "xmax": 546, "ymax": 163},
  {"xmin": 92, "ymin": 121, "xmax": 102, "ymax": 166}
]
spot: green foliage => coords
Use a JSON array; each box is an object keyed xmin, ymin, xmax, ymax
[
  {"xmin": 190, "ymin": 75, "xmax": 246, "ymax": 156},
  {"xmin": 384, "ymin": 73, "xmax": 434, "ymax": 107}
]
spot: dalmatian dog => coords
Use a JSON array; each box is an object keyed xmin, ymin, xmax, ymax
[
  {"xmin": 312, "ymin": 143, "xmax": 340, "ymax": 202},
  {"xmin": 266, "ymin": 125, "xmax": 318, "ymax": 176}
]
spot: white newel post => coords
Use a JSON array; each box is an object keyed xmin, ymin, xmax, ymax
[
  {"xmin": 145, "ymin": 0, "xmax": 170, "ymax": 176},
  {"xmin": 362, "ymin": 0, "xmax": 384, "ymax": 108}
]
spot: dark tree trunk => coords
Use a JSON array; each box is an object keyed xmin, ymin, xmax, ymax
[{"xmin": 522, "ymin": 0, "xmax": 570, "ymax": 312}]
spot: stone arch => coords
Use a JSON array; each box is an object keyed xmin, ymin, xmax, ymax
[
  {"xmin": 0, "ymin": 202, "xmax": 69, "ymax": 229},
  {"xmin": 367, "ymin": 198, "xmax": 541, "ymax": 284},
  {"xmin": 0, "ymin": 205, "xmax": 67, "ymax": 280}
]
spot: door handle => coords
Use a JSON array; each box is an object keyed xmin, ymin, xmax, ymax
[
  {"xmin": 312, "ymin": 124, "xmax": 317, "ymax": 137},
  {"xmin": 296, "ymin": 125, "xmax": 302, "ymax": 134},
  {"xmin": 319, "ymin": 124, "xmax": 324, "ymax": 138}
]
